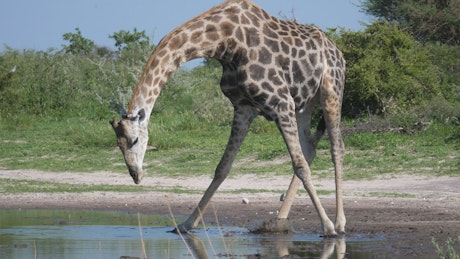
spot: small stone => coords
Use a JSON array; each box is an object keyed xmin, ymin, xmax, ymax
[
  {"xmin": 242, "ymin": 198, "xmax": 249, "ymax": 204},
  {"xmin": 249, "ymin": 218, "xmax": 291, "ymax": 233}
]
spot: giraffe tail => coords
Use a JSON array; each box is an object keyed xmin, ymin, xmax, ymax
[{"xmin": 312, "ymin": 116, "xmax": 326, "ymax": 147}]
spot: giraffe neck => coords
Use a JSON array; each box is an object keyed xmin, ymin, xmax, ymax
[{"xmin": 127, "ymin": 1, "xmax": 246, "ymax": 118}]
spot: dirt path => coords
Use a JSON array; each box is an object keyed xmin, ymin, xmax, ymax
[{"xmin": 0, "ymin": 169, "xmax": 459, "ymax": 258}]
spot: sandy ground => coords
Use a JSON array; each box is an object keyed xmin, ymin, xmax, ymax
[{"xmin": 0, "ymin": 169, "xmax": 459, "ymax": 258}]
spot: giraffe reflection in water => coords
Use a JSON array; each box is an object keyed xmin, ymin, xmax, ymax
[{"xmin": 185, "ymin": 231, "xmax": 346, "ymax": 258}]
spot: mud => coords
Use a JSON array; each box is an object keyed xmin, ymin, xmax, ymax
[{"xmin": 0, "ymin": 170, "xmax": 459, "ymax": 258}]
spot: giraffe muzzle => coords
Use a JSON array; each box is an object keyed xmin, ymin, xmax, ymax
[{"xmin": 128, "ymin": 167, "xmax": 144, "ymax": 184}]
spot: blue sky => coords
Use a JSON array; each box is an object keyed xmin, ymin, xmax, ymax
[{"xmin": 1, "ymin": 0, "xmax": 369, "ymax": 53}]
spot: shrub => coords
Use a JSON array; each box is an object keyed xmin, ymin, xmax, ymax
[
  {"xmin": 155, "ymin": 64, "xmax": 233, "ymax": 126},
  {"xmin": 329, "ymin": 22, "xmax": 443, "ymax": 117},
  {"xmin": 0, "ymin": 47, "xmax": 146, "ymax": 119}
]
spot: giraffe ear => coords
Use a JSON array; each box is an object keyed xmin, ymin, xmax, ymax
[{"xmin": 128, "ymin": 109, "xmax": 146, "ymax": 122}]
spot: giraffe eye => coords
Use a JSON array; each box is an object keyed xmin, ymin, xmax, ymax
[{"xmin": 131, "ymin": 137, "xmax": 139, "ymax": 147}]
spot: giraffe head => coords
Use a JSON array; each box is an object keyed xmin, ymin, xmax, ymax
[{"xmin": 110, "ymin": 108, "xmax": 148, "ymax": 184}]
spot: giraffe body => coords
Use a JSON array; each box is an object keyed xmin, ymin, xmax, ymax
[{"xmin": 111, "ymin": 0, "xmax": 346, "ymax": 236}]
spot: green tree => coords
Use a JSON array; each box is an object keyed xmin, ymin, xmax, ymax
[
  {"xmin": 329, "ymin": 21, "xmax": 442, "ymax": 117},
  {"xmin": 109, "ymin": 28, "xmax": 151, "ymax": 51},
  {"xmin": 94, "ymin": 46, "xmax": 116, "ymax": 59},
  {"xmin": 108, "ymin": 28, "xmax": 154, "ymax": 64},
  {"xmin": 62, "ymin": 28, "xmax": 95, "ymax": 55},
  {"xmin": 360, "ymin": 0, "xmax": 460, "ymax": 45}
]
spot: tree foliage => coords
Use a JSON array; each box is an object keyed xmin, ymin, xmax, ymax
[
  {"xmin": 109, "ymin": 28, "xmax": 155, "ymax": 64},
  {"xmin": 62, "ymin": 28, "xmax": 95, "ymax": 55},
  {"xmin": 360, "ymin": 0, "xmax": 460, "ymax": 45},
  {"xmin": 329, "ymin": 21, "xmax": 442, "ymax": 117},
  {"xmin": 109, "ymin": 28, "xmax": 151, "ymax": 51}
]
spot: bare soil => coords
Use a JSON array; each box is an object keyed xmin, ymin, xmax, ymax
[{"xmin": 0, "ymin": 170, "xmax": 459, "ymax": 258}]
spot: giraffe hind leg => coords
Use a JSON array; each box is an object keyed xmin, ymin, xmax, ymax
[
  {"xmin": 321, "ymin": 77, "xmax": 346, "ymax": 234},
  {"xmin": 324, "ymin": 114, "xmax": 346, "ymax": 234}
]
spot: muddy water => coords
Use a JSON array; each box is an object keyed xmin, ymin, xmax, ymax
[{"xmin": 0, "ymin": 210, "xmax": 395, "ymax": 258}]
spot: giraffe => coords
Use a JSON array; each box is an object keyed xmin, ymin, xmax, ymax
[{"xmin": 110, "ymin": 0, "xmax": 346, "ymax": 237}]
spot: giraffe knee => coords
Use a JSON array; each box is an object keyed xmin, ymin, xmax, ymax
[{"xmin": 293, "ymin": 166, "xmax": 309, "ymax": 184}]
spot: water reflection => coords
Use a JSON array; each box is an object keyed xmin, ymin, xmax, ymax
[
  {"xmin": 0, "ymin": 210, "xmax": 391, "ymax": 258},
  {"xmin": 184, "ymin": 230, "xmax": 346, "ymax": 258},
  {"xmin": 0, "ymin": 225, "xmax": 391, "ymax": 258}
]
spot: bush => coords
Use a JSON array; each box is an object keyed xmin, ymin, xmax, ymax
[
  {"xmin": 0, "ymin": 48, "xmax": 144, "ymax": 119},
  {"xmin": 329, "ymin": 22, "xmax": 443, "ymax": 117},
  {"xmin": 424, "ymin": 43, "xmax": 460, "ymax": 102},
  {"xmin": 155, "ymin": 64, "xmax": 233, "ymax": 126}
]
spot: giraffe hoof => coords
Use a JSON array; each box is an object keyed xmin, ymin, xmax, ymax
[
  {"xmin": 336, "ymin": 229, "xmax": 346, "ymax": 235},
  {"xmin": 250, "ymin": 218, "xmax": 291, "ymax": 234},
  {"xmin": 321, "ymin": 228, "xmax": 339, "ymax": 238}
]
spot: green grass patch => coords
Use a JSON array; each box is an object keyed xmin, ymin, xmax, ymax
[
  {"xmin": 0, "ymin": 178, "xmax": 156, "ymax": 194},
  {"xmin": 0, "ymin": 178, "xmax": 211, "ymax": 195},
  {"xmin": 0, "ymin": 209, "xmax": 174, "ymax": 228},
  {"xmin": 1, "ymin": 116, "xmax": 458, "ymax": 184},
  {"xmin": 311, "ymin": 125, "xmax": 459, "ymax": 180},
  {"xmin": 0, "ymin": 117, "xmax": 118, "ymax": 172}
]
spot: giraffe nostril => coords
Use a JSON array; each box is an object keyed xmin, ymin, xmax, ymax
[{"xmin": 128, "ymin": 166, "xmax": 144, "ymax": 184}]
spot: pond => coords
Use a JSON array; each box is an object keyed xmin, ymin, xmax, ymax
[{"xmin": 0, "ymin": 210, "xmax": 395, "ymax": 258}]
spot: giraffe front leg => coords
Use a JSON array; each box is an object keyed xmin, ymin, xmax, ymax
[
  {"xmin": 274, "ymin": 108, "xmax": 320, "ymax": 229},
  {"xmin": 294, "ymin": 165, "xmax": 337, "ymax": 237},
  {"xmin": 173, "ymin": 177, "xmax": 223, "ymax": 233},
  {"xmin": 277, "ymin": 110, "xmax": 324, "ymax": 220},
  {"xmin": 173, "ymin": 106, "xmax": 257, "ymax": 233}
]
